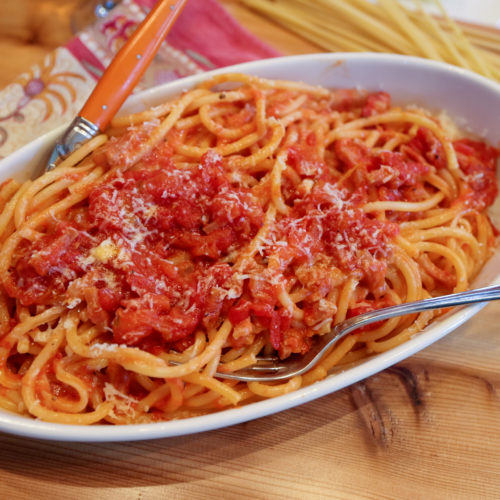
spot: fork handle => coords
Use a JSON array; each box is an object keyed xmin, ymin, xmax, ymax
[
  {"xmin": 296, "ymin": 283, "xmax": 500, "ymax": 381},
  {"xmin": 333, "ymin": 283, "xmax": 500, "ymax": 340},
  {"xmin": 79, "ymin": 0, "xmax": 187, "ymax": 131}
]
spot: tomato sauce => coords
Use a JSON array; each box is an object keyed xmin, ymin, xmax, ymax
[
  {"xmin": 453, "ymin": 138, "xmax": 498, "ymax": 210},
  {"xmin": 5, "ymin": 91, "xmax": 498, "ymax": 359},
  {"xmin": 8, "ymin": 151, "xmax": 264, "ymax": 350}
]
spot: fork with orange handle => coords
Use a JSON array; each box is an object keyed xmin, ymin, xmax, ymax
[{"xmin": 47, "ymin": 0, "xmax": 188, "ymax": 170}]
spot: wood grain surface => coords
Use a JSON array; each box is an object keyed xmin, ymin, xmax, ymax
[{"xmin": 0, "ymin": 1, "xmax": 499, "ymax": 499}]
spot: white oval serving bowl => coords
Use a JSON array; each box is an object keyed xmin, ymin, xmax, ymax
[{"xmin": 1, "ymin": 52, "xmax": 500, "ymax": 442}]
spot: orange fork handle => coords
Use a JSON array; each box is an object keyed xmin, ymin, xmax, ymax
[{"xmin": 79, "ymin": 0, "xmax": 188, "ymax": 131}]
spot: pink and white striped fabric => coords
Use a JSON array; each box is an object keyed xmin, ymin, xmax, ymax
[{"xmin": 0, "ymin": 0, "xmax": 278, "ymax": 158}]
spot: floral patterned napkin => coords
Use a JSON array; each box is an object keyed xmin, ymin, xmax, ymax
[{"xmin": 0, "ymin": 0, "xmax": 279, "ymax": 159}]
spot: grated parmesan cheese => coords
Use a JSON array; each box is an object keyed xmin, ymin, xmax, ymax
[
  {"xmin": 103, "ymin": 382, "xmax": 138, "ymax": 419},
  {"xmin": 90, "ymin": 238, "xmax": 119, "ymax": 263}
]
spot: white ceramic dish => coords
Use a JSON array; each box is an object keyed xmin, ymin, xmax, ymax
[{"xmin": 1, "ymin": 53, "xmax": 500, "ymax": 442}]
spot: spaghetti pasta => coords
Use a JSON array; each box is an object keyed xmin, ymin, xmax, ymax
[
  {"xmin": 0, "ymin": 73, "xmax": 497, "ymax": 424},
  {"xmin": 243, "ymin": 0, "xmax": 500, "ymax": 83}
]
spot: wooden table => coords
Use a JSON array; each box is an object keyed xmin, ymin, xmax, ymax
[{"xmin": 0, "ymin": 1, "xmax": 499, "ymax": 498}]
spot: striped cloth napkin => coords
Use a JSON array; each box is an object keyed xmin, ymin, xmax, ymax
[{"xmin": 0, "ymin": 0, "xmax": 279, "ymax": 159}]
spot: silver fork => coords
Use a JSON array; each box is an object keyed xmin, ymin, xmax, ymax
[{"xmin": 214, "ymin": 284, "xmax": 500, "ymax": 382}]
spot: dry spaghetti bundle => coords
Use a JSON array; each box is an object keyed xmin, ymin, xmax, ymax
[
  {"xmin": 0, "ymin": 73, "xmax": 497, "ymax": 424},
  {"xmin": 243, "ymin": 0, "xmax": 500, "ymax": 83}
]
